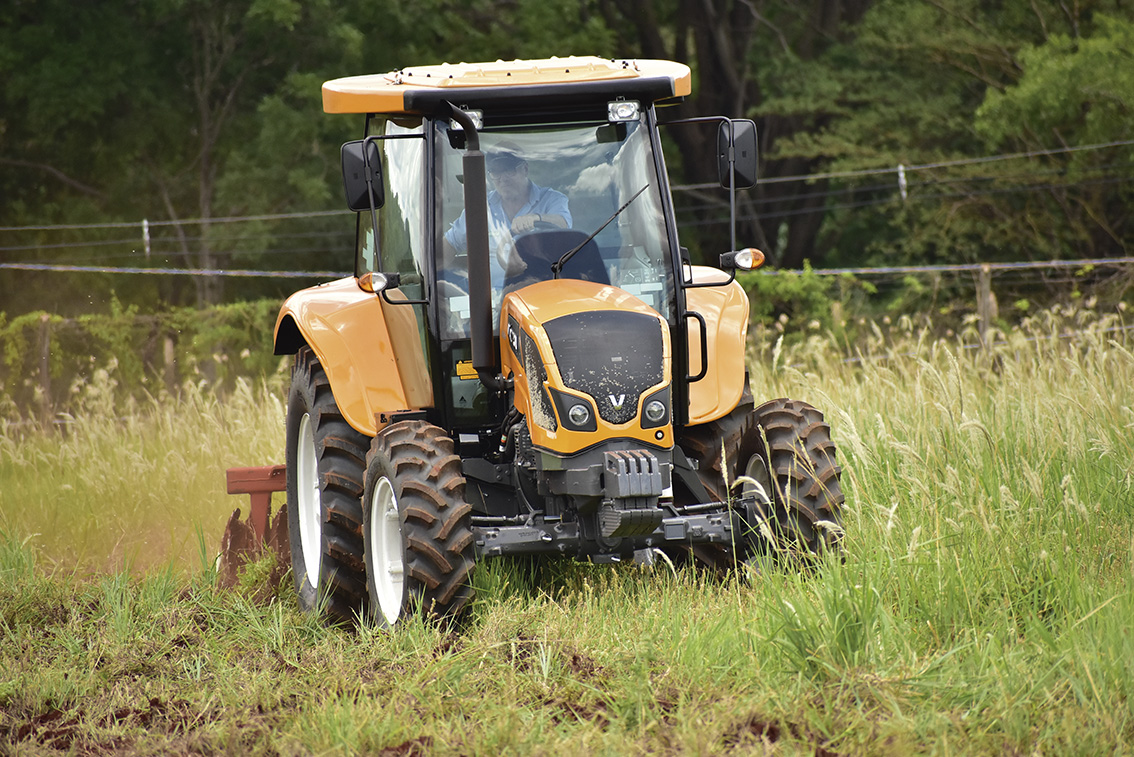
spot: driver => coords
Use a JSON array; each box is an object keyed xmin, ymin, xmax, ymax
[{"xmin": 443, "ymin": 145, "xmax": 572, "ymax": 282}]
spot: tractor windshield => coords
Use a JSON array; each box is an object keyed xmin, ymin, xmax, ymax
[{"xmin": 435, "ymin": 117, "xmax": 674, "ymax": 340}]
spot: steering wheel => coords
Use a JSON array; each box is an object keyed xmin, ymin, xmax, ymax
[
  {"xmin": 508, "ymin": 221, "xmax": 565, "ymax": 275},
  {"xmin": 507, "ymin": 228, "xmax": 609, "ymax": 287}
]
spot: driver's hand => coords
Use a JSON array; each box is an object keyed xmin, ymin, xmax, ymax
[
  {"xmin": 496, "ymin": 236, "xmax": 527, "ymax": 276},
  {"xmin": 510, "ymin": 214, "xmax": 540, "ymax": 234}
]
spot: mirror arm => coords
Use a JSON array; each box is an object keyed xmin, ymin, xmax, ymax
[
  {"xmin": 362, "ymin": 135, "xmax": 383, "ymax": 272},
  {"xmin": 727, "ymin": 120, "xmax": 737, "ymax": 257}
]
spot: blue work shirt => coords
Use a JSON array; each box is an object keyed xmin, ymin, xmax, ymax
[
  {"xmin": 444, "ymin": 181, "xmax": 572, "ymax": 257},
  {"xmin": 439, "ymin": 181, "xmax": 573, "ymax": 335}
]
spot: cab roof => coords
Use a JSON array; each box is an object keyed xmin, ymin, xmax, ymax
[{"xmin": 322, "ymin": 57, "xmax": 692, "ymax": 115}]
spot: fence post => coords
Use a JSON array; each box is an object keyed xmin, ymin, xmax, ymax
[
  {"xmin": 163, "ymin": 334, "xmax": 177, "ymax": 395},
  {"xmin": 977, "ymin": 264, "xmax": 996, "ymax": 345},
  {"xmin": 38, "ymin": 314, "xmax": 53, "ymax": 427}
]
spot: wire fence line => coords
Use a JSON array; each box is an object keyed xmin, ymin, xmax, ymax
[
  {"xmin": 3, "ymin": 157, "xmax": 1129, "ymax": 250},
  {"xmin": 1, "ymin": 139, "xmax": 1129, "ymax": 291},
  {"xmin": 673, "ymin": 138, "xmax": 1134, "ymax": 189},
  {"xmin": 0, "ymin": 262, "xmax": 348, "ymax": 279},
  {"xmin": 0, "ymin": 209, "xmax": 350, "ymax": 233},
  {"xmin": 2, "ymin": 255, "xmax": 1132, "ymax": 280},
  {"xmin": 760, "ymin": 257, "xmax": 1134, "ymax": 277},
  {"xmin": 3, "ymin": 138, "xmax": 1131, "ymax": 234}
]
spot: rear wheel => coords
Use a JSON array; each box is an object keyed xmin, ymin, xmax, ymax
[
  {"xmin": 285, "ymin": 347, "xmax": 370, "ymax": 624},
  {"xmin": 362, "ymin": 421, "xmax": 475, "ymax": 629}
]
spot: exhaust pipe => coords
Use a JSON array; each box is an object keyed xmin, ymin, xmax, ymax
[{"xmin": 446, "ymin": 103, "xmax": 506, "ymax": 391}]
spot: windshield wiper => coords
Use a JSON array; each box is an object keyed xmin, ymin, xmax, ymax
[{"xmin": 551, "ymin": 184, "xmax": 649, "ymax": 279}]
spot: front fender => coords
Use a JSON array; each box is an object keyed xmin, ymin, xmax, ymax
[
  {"xmin": 273, "ymin": 277, "xmax": 432, "ymax": 437},
  {"xmin": 684, "ymin": 266, "xmax": 750, "ymax": 424}
]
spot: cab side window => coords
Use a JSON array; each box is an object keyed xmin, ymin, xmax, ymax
[{"xmin": 354, "ymin": 120, "xmax": 427, "ymax": 302}]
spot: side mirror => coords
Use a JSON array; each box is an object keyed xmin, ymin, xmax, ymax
[
  {"xmin": 341, "ymin": 140, "xmax": 385, "ymax": 212},
  {"xmin": 717, "ymin": 120, "xmax": 758, "ymax": 190}
]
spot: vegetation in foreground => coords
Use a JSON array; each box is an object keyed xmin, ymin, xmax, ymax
[
  {"xmin": 0, "ymin": 374, "xmax": 286, "ymax": 573},
  {"xmin": 1, "ymin": 303, "xmax": 1132, "ymax": 754}
]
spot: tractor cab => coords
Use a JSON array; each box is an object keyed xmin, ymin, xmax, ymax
[
  {"xmin": 358, "ymin": 112, "xmax": 683, "ymax": 435},
  {"xmin": 329, "ymin": 59, "xmax": 755, "ymax": 433}
]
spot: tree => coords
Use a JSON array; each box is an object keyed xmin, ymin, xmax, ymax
[
  {"xmin": 0, "ymin": 0, "xmax": 377, "ymax": 309},
  {"xmin": 764, "ymin": 0, "xmax": 1132, "ymax": 267},
  {"xmin": 975, "ymin": 13, "xmax": 1134, "ymax": 258},
  {"xmin": 595, "ymin": 0, "xmax": 873, "ymax": 266},
  {"xmin": 136, "ymin": 0, "xmax": 375, "ymax": 305}
]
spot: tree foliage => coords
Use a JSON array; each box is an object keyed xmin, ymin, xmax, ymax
[
  {"xmin": 975, "ymin": 13, "xmax": 1134, "ymax": 258},
  {"xmin": 1, "ymin": 0, "xmax": 1131, "ymax": 317},
  {"xmin": 762, "ymin": 0, "xmax": 1131, "ymax": 267}
]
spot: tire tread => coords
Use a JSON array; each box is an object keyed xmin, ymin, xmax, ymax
[
  {"xmin": 286, "ymin": 346, "xmax": 370, "ymax": 625},
  {"xmin": 363, "ymin": 421, "xmax": 476, "ymax": 626}
]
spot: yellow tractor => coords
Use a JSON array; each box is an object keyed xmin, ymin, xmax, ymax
[{"xmin": 258, "ymin": 57, "xmax": 842, "ymax": 626}]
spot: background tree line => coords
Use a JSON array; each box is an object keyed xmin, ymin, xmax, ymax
[{"xmin": 1, "ymin": 0, "xmax": 1131, "ymax": 316}]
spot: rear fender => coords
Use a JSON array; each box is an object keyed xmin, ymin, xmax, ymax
[{"xmin": 273, "ymin": 277, "xmax": 433, "ymax": 437}]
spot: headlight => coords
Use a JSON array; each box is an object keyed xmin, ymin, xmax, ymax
[
  {"xmin": 568, "ymin": 404, "xmax": 591, "ymax": 426},
  {"xmin": 641, "ymin": 386, "xmax": 670, "ymax": 430},
  {"xmin": 548, "ymin": 387, "xmax": 597, "ymax": 432},
  {"xmin": 608, "ymin": 100, "xmax": 640, "ymax": 122}
]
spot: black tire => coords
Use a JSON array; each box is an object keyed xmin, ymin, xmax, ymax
[
  {"xmin": 736, "ymin": 398, "xmax": 844, "ymax": 558},
  {"xmin": 679, "ymin": 397, "xmax": 844, "ymax": 565},
  {"xmin": 362, "ymin": 421, "xmax": 475, "ymax": 628},
  {"xmin": 285, "ymin": 347, "xmax": 370, "ymax": 624},
  {"xmin": 678, "ymin": 401, "xmax": 751, "ymax": 505}
]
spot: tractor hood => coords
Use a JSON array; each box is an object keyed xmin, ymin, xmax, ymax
[{"xmin": 500, "ymin": 279, "xmax": 673, "ymax": 456}]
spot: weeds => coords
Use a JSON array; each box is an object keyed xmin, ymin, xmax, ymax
[
  {"xmin": 0, "ymin": 376, "xmax": 285, "ymax": 572},
  {"xmin": 1, "ymin": 302, "xmax": 1132, "ymax": 753}
]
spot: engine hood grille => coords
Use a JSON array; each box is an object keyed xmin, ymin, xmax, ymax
[{"xmin": 543, "ymin": 311, "xmax": 664, "ymax": 425}]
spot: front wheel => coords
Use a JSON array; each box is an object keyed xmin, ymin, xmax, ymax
[
  {"xmin": 735, "ymin": 399, "xmax": 845, "ymax": 558},
  {"xmin": 362, "ymin": 421, "xmax": 476, "ymax": 628}
]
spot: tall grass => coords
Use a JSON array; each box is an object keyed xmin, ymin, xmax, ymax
[
  {"xmin": 751, "ymin": 303, "xmax": 1134, "ymax": 750},
  {"xmin": 0, "ymin": 371, "xmax": 286, "ymax": 572},
  {"xmin": 1, "ymin": 302, "xmax": 1132, "ymax": 754}
]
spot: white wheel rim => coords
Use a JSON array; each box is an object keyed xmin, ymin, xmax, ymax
[
  {"xmin": 742, "ymin": 455, "xmax": 773, "ymax": 506},
  {"xmin": 296, "ymin": 412, "xmax": 322, "ymax": 587},
  {"xmin": 370, "ymin": 476, "xmax": 406, "ymax": 625}
]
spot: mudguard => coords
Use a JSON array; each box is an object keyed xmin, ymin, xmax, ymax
[
  {"xmin": 683, "ymin": 266, "xmax": 750, "ymax": 424},
  {"xmin": 273, "ymin": 277, "xmax": 433, "ymax": 437}
]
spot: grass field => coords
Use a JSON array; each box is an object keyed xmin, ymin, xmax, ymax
[{"xmin": 2, "ymin": 304, "xmax": 1132, "ymax": 754}]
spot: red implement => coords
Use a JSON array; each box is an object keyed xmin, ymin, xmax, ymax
[
  {"xmin": 219, "ymin": 464, "xmax": 289, "ymax": 591},
  {"xmin": 225, "ymin": 465, "xmax": 286, "ymax": 540}
]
